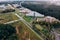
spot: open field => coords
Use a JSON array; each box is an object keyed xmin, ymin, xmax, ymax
[
  {"xmin": 0, "ymin": 12, "xmax": 19, "ymax": 23},
  {"xmin": 10, "ymin": 21, "xmax": 44, "ymax": 40}
]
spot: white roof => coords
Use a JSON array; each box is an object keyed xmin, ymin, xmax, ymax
[{"xmin": 26, "ymin": 11, "xmax": 44, "ymax": 17}]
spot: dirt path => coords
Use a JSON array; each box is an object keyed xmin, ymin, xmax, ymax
[{"xmin": 15, "ymin": 26, "xmax": 21, "ymax": 40}]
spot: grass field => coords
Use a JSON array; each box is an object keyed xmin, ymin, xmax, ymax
[
  {"xmin": 35, "ymin": 24, "xmax": 43, "ymax": 30},
  {"xmin": 10, "ymin": 21, "xmax": 44, "ymax": 40},
  {"xmin": 0, "ymin": 12, "xmax": 19, "ymax": 23},
  {"xmin": 23, "ymin": 16, "xmax": 32, "ymax": 22},
  {"xmin": 17, "ymin": 12, "xmax": 32, "ymax": 22}
]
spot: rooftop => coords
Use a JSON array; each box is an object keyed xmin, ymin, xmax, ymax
[{"xmin": 26, "ymin": 11, "xmax": 44, "ymax": 17}]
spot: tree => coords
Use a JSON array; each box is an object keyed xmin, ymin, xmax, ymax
[
  {"xmin": 22, "ymin": 3, "xmax": 60, "ymax": 20},
  {"xmin": 0, "ymin": 24, "xmax": 17, "ymax": 40}
]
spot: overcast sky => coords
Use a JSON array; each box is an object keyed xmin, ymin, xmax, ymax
[
  {"xmin": 0, "ymin": 0, "xmax": 60, "ymax": 4},
  {"xmin": 0, "ymin": 0, "xmax": 60, "ymax": 1},
  {"xmin": 0, "ymin": 0, "xmax": 60, "ymax": 5}
]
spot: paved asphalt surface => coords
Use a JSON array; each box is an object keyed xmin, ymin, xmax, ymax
[{"xmin": 52, "ymin": 29, "xmax": 60, "ymax": 40}]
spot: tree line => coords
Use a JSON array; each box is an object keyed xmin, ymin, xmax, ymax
[{"xmin": 22, "ymin": 3, "xmax": 60, "ymax": 20}]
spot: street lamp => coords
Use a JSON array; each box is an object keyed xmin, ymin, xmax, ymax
[{"xmin": 33, "ymin": 11, "xmax": 35, "ymax": 19}]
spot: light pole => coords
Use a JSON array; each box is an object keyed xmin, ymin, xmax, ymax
[
  {"xmin": 34, "ymin": 11, "xmax": 35, "ymax": 19},
  {"xmin": 33, "ymin": 11, "xmax": 35, "ymax": 19}
]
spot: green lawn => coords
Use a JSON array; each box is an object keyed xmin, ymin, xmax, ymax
[
  {"xmin": 35, "ymin": 24, "xmax": 43, "ymax": 30},
  {"xmin": 23, "ymin": 16, "xmax": 32, "ymax": 22}
]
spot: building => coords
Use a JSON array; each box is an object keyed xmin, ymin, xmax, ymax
[
  {"xmin": 12, "ymin": 4, "xmax": 20, "ymax": 8},
  {"xmin": 19, "ymin": 8, "xmax": 31, "ymax": 14},
  {"xmin": 36, "ymin": 18, "xmax": 44, "ymax": 22},
  {"xmin": 44, "ymin": 16, "xmax": 57, "ymax": 23},
  {"xmin": 36, "ymin": 16, "xmax": 58, "ymax": 23},
  {"xmin": 26, "ymin": 11, "xmax": 44, "ymax": 17}
]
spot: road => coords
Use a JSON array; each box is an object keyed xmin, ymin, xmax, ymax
[
  {"xmin": 15, "ymin": 7, "xmax": 60, "ymax": 40},
  {"xmin": 4, "ymin": 13, "xmax": 60, "ymax": 40},
  {"xmin": 15, "ymin": 13, "xmax": 44, "ymax": 40},
  {"xmin": 4, "ymin": 19, "xmax": 20, "ymax": 24},
  {"xmin": 52, "ymin": 29, "xmax": 60, "ymax": 40},
  {"xmin": 15, "ymin": 14, "xmax": 32, "ymax": 27}
]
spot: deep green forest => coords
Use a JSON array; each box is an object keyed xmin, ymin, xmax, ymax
[
  {"xmin": 22, "ymin": 3, "xmax": 60, "ymax": 20},
  {"xmin": 0, "ymin": 24, "xmax": 17, "ymax": 40}
]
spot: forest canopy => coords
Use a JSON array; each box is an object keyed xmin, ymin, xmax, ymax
[
  {"xmin": 0, "ymin": 24, "xmax": 17, "ymax": 40},
  {"xmin": 22, "ymin": 3, "xmax": 60, "ymax": 20}
]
